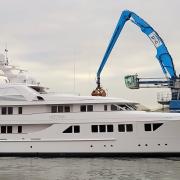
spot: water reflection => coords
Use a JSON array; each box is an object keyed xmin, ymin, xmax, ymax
[{"xmin": 0, "ymin": 157, "xmax": 180, "ymax": 180}]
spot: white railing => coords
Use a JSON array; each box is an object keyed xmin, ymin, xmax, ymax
[{"xmin": 157, "ymin": 92, "xmax": 171, "ymax": 104}]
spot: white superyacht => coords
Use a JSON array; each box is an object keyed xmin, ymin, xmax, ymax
[{"xmin": 0, "ymin": 52, "xmax": 180, "ymax": 156}]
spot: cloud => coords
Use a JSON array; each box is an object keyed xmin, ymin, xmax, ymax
[{"xmin": 0, "ymin": 0, "xmax": 179, "ymax": 108}]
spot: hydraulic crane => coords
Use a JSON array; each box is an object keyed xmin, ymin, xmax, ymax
[{"xmin": 92, "ymin": 10, "xmax": 180, "ymax": 111}]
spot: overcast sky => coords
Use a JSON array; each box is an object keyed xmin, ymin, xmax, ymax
[{"xmin": 0, "ymin": 0, "xmax": 179, "ymax": 108}]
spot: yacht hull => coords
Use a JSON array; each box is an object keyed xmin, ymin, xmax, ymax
[{"xmin": 0, "ymin": 103, "xmax": 180, "ymax": 156}]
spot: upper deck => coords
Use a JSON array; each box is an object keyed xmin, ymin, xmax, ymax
[{"xmin": 0, "ymin": 83, "xmax": 138, "ymax": 106}]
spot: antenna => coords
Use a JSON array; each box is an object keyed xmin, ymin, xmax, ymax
[
  {"xmin": 73, "ymin": 54, "xmax": 76, "ymax": 93},
  {"xmin": 5, "ymin": 44, "xmax": 8, "ymax": 65}
]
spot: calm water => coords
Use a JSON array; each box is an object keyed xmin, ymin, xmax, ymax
[{"xmin": 0, "ymin": 157, "xmax": 180, "ymax": 180}]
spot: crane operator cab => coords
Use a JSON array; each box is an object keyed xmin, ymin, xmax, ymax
[{"xmin": 124, "ymin": 75, "xmax": 139, "ymax": 89}]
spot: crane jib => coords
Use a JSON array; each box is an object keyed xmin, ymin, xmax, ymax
[{"xmin": 97, "ymin": 10, "xmax": 176, "ymax": 81}]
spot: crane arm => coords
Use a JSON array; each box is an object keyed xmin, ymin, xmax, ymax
[{"xmin": 96, "ymin": 10, "xmax": 176, "ymax": 87}]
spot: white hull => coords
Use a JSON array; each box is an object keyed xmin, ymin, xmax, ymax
[{"xmin": 1, "ymin": 111, "xmax": 180, "ymax": 156}]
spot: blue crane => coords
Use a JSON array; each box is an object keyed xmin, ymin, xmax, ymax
[{"xmin": 92, "ymin": 10, "xmax": 180, "ymax": 111}]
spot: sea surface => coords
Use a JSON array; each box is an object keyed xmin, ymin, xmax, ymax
[{"xmin": 0, "ymin": 157, "xmax": 180, "ymax": 180}]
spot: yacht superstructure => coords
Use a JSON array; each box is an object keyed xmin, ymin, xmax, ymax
[{"xmin": 0, "ymin": 51, "xmax": 180, "ymax": 156}]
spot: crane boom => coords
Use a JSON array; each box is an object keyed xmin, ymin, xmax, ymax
[
  {"xmin": 92, "ymin": 10, "xmax": 180, "ymax": 112},
  {"xmin": 96, "ymin": 10, "xmax": 177, "ymax": 86}
]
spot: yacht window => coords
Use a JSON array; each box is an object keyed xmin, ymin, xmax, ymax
[
  {"xmin": 52, "ymin": 105, "xmax": 71, "ymax": 113},
  {"xmin": 91, "ymin": 124, "xmax": 114, "ymax": 133},
  {"xmin": 99, "ymin": 125, "xmax": 106, "ymax": 132},
  {"xmin": 119, "ymin": 104, "xmax": 133, "ymax": 111},
  {"xmin": 118, "ymin": 104, "xmax": 127, "ymax": 110},
  {"xmin": 1, "ymin": 107, "xmax": 7, "ymax": 115},
  {"xmin": 111, "ymin": 104, "xmax": 136, "ymax": 111},
  {"xmin": 74, "ymin": 126, "xmax": 80, "ymax": 133},
  {"xmin": 80, "ymin": 105, "xmax": 86, "ymax": 112},
  {"xmin": 87, "ymin": 105, "xmax": 93, "ymax": 112},
  {"xmin": 64, "ymin": 106, "xmax": 70, "ymax": 113},
  {"xmin": 104, "ymin": 105, "xmax": 108, "ymax": 111},
  {"xmin": 144, "ymin": 123, "xmax": 163, "ymax": 132},
  {"xmin": 127, "ymin": 104, "xmax": 137, "ymax": 110},
  {"xmin": 58, "ymin": 106, "xmax": 63, "ymax": 113},
  {"xmin": 91, "ymin": 125, "xmax": 98, "ymax": 133},
  {"xmin": 126, "ymin": 124, "xmax": 133, "ymax": 132},
  {"xmin": 144, "ymin": 124, "xmax": 151, "ymax": 131},
  {"xmin": 153, "ymin": 123, "xmax": 163, "ymax": 131},
  {"xmin": 63, "ymin": 126, "xmax": 73, "ymax": 133},
  {"xmin": 7, "ymin": 126, "xmax": 12, "ymax": 133},
  {"xmin": 8, "ymin": 107, "xmax": 13, "ymax": 115},
  {"xmin": 1, "ymin": 126, "xmax": 6, "ymax": 133},
  {"xmin": 18, "ymin": 126, "xmax": 22, "ymax": 133},
  {"xmin": 37, "ymin": 96, "xmax": 44, "ymax": 101},
  {"xmin": 118, "ymin": 124, "xmax": 133, "ymax": 132},
  {"xmin": 111, "ymin": 105, "xmax": 118, "ymax": 111},
  {"xmin": 118, "ymin": 124, "xmax": 125, "ymax": 132},
  {"xmin": 63, "ymin": 126, "xmax": 80, "ymax": 133},
  {"xmin": 18, "ymin": 107, "xmax": 22, "ymax": 114},
  {"xmin": 30, "ymin": 86, "xmax": 47, "ymax": 94},
  {"xmin": 107, "ymin": 125, "xmax": 114, "ymax": 132},
  {"xmin": 51, "ymin": 106, "xmax": 57, "ymax": 113},
  {"xmin": 1, "ymin": 107, "xmax": 14, "ymax": 115}
]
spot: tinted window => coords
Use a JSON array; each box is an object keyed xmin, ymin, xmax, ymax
[
  {"xmin": 111, "ymin": 105, "xmax": 117, "ymax": 111},
  {"xmin": 58, "ymin": 106, "xmax": 63, "ymax": 112},
  {"xmin": 64, "ymin": 106, "xmax": 70, "ymax": 112},
  {"xmin": 7, "ymin": 126, "xmax": 12, "ymax": 133},
  {"xmin": 119, "ymin": 104, "xmax": 128, "ymax": 110},
  {"xmin": 1, "ymin": 126, "xmax": 6, "ymax": 133},
  {"xmin": 74, "ymin": 126, "xmax": 80, "ymax": 133},
  {"xmin": 8, "ymin": 107, "xmax": 13, "ymax": 115},
  {"xmin": 80, "ymin": 105, "xmax": 86, "ymax": 112},
  {"xmin": 18, "ymin": 126, "xmax": 22, "ymax": 133},
  {"xmin": 18, "ymin": 107, "xmax": 22, "ymax": 114},
  {"xmin": 1, "ymin": 107, "xmax": 6, "ymax": 115},
  {"xmin": 107, "ymin": 125, "xmax": 113, "ymax": 132},
  {"xmin": 126, "ymin": 124, "xmax": 133, "ymax": 132},
  {"xmin": 87, "ymin": 105, "xmax": 93, "ymax": 112},
  {"xmin": 144, "ymin": 124, "xmax": 151, "ymax": 131},
  {"xmin": 153, "ymin": 123, "xmax": 163, "ymax": 131},
  {"xmin": 104, "ymin": 105, "xmax": 107, "ymax": 111},
  {"xmin": 91, "ymin": 125, "xmax": 98, "ymax": 133},
  {"xmin": 63, "ymin": 126, "xmax": 73, "ymax": 133},
  {"xmin": 128, "ymin": 104, "xmax": 137, "ymax": 110},
  {"xmin": 118, "ymin": 124, "xmax": 125, "ymax": 132},
  {"xmin": 99, "ymin": 125, "xmax": 106, "ymax": 132},
  {"xmin": 37, "ymin": 96, "xmax": 44, "ymax": 100},
  {"xmin": 51, "ymin": 106, "xmax": 57, "ymax": 113}
]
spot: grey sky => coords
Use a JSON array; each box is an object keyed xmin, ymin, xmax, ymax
[{"xmin": 0, "ymin": 0, "xmax": 179, "ymax": 108}]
